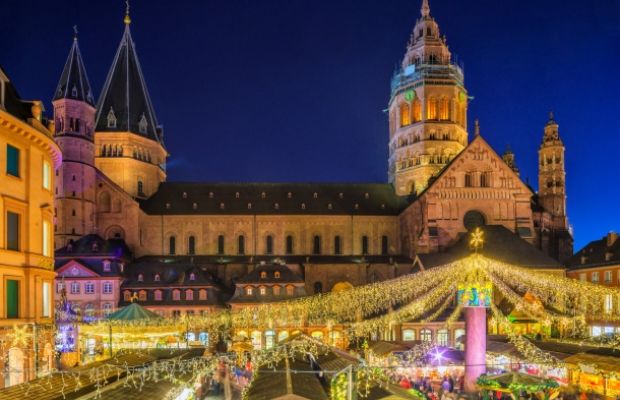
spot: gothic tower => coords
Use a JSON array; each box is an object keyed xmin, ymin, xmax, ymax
[
  {"xmin": 94, "ymin": 9, "xmax": 167, "ymax": 199},
  {"xmin": 538, "ymin": 112, "xmax": 572, "ymax": 261},
  {"xmin": 52, "ymin": 31, "xmax": 97, "ymax": 248},
  {"xmin": 538, "ymin": 112, "xmax": 567, "ymax": 227},
  {"xmin": 388, "ymin": 0, "xmax": 469, "ymax": 196}
]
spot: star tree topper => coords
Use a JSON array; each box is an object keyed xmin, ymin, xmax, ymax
[{"xmin": 469, "ymin": 227, "xmax": 485, "ymax": 252}]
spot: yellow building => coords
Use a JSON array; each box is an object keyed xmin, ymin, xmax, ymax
[{"xmin": 0, "ymin": 66, "xmax": 61, "ymax": 387}]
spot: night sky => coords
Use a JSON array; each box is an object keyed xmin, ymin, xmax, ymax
[{"xmin": 2, "ymin": 0, "xmax": 619, "ymax": 250}]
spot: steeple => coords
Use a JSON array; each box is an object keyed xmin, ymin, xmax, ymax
[
  {"xmin": 421, "ymin": 0, "xmax": 430, "ymax": 17},
  {"xmin": 94, "ymin": 10, "xmax": 163, "ymax": 144},
  {"xmin": 53, "ymin": 28, "xmax": 95, "ymax": 106}
]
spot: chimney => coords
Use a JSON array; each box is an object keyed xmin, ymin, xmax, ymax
[{"xmin": 607, "ymin": 231, "xmax": 618, "ymax": 248}]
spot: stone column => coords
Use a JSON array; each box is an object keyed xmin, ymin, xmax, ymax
[{"xmin": 464, "ymin": 307, "xmax": 486, "ymax": 393}]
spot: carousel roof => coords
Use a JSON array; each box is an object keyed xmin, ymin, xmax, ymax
[{"xmin": 105, "ymin": 302, "xmax": 162, "ymax": 321}]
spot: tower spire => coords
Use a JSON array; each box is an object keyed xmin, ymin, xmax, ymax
[
  {"xmin": 53, "ymin": 30, "xmax": 95, "ymax": 106},
  {"xmin": 124, "ymin": 0, "xmax": 131, "ymax": 25},
  {"xmin": 421, "ymin": 0, "xmax": 430, "ymax": 17}
]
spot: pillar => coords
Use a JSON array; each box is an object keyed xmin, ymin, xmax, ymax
[{"xmin": 464, "ymin": 307, "xmax": 487, "ymax": 393}]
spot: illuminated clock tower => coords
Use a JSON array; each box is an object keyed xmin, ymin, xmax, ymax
[{"xmin": 388, "ymin": 0, "xmax": 469, "ymax": 195}]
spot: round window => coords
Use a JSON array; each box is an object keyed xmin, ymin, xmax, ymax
[{"xmin": 463, "ymin": 210, "xmax": 486, "ymax": 231}]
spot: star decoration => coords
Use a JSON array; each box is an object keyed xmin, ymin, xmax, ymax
[
  {"xmin": 10, "ymin": 324, "xmax": 31, "ymax": 347},
  {"xmin": 469, "ymin": 227, "xmax": 485, "ymax": 252}
]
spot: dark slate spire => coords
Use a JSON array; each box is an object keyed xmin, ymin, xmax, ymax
[
  {"xmin": 94, "ymin": 10, "xmax": 163, "ymax": 144},
  {"xmin": 53, "ymin": 28, "xmax": 95, "ymax": 106}
]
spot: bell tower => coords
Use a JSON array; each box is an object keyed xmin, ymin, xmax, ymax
[
  {"xmin": 94, "ymin": 7, "xmax": 167, "ymax": 199},
  {"xmin": 538, "ymin": 112, "xmax": 567, "ymax": 228},
  {"xmin": 388, "ymin": 0, "xmax": 469, "ymax": 196},
  {"xmin": 52, "ymin": 29, "xmax": 97, "ymax": 248}
]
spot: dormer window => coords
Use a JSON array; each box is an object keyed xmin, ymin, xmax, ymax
[
  {"xmin": 274, "ymin": 203, "xmax": 279, "ymax": 210},
  {"xmin": 339, "ymin": 193, "xmax": 344, "ymax": 199},
  {"xmin": 209, "ymin": 192, "xmax": 214, "ymax": 198},
  {"xmin": 247, "ymin": 203, "xmax": 252, "ymax": 210},
  {"xmin": 71, "ymin": 85, "xmax": 78, "ymax": 97},
  {"xmin": 103, "ymin": 260, "xmax": 111, "ymax": 272},
  {"xmin": 328, "ymin": 203, "xmax": 333, "ymax": 210},
  {"xmin": 287, "ymin": 192, "xmax": 293, "ymax": 199},
  {"xmin": 107, "ymin": 108, "xmax": 117, "ymax": 128},
  {"xmin": 235, "ymin": 192, "xmax": 240, "ymax": 199},
  {"xmin": 137, "ymin": 273, "xmax": 144, "ymax": 282},
  {"xmin": 182, "ymin": 192, "xmax": 188, "ymax": 199},
  {"xmin": 260, "ymin": 271, "xmax": 267, "ymax": 279},
  {"xmin": 301, "ymin": 203, "xmax": 306, "ymax": 210},
  {"xmin": 165, "ymin": 202, "xmax": 171, "ymax": 209},
  {"xmin": 364, "ymin": 193, "xmax": 370, "ymax": 199},
  {"xmin": 261, "ymin": 192, "xmax": 266, "ymax": 199},
  {"xmin": 189, "ymin": 273, "xmax": 196, "ymax": 281},
  {"xmin": 274, "ymin": 271, "xmax": 281, "ymax": 279},
  {"xmin": 313, "ymin": 192, "xmax": 318, "ymax": 199},
  {"xmin": 192, "ymin": 202, "xmax": 198, "ymax": 210},
  {"xmin": 91, "ymin": 242, "xmax": 99, "ymax": 252},
  {"xmin": 154, "ymin": 273, "xmax": 160, "ymax": 282},
  {"xmin": 138, "ymin": 113, "xmax": 148, "ymax": 134},
  {"xmin": 219, "ymin": 202, "xmax": 225, "ymax": 209}
]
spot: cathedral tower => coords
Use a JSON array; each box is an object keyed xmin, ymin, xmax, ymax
[
  {"xmin": 538, "ymin": 112, "xmax": 567, "ymax": 227},
  {"xmin": 388, "ymin": 0, "xmax": 469, "ymax": 196},
  {"xmin": 94, "ymin": 9, "xmax": 167, "ymax": 199},
  {"xmin": 52, "ymin": 31, "xmax": 97, "ymax": 248}
]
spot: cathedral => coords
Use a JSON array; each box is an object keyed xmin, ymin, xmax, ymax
[{"xmin": 53, "ymin": 0, "xmax": 572, "ymax": 320}]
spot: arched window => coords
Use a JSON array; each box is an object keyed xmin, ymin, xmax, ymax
[
  {"xmin": 273, "ymin": 285, "xmax": 281, "ymax": 295},
  {"xmin": 313, "ymin": 235, "xmax": 322, "ymax": 255},
  {"xmin": 138, "ymin": 290, "xmax": 147, "ymax": 301},
  {"xmin": 463, "ymin": 210, "xmax": 486, "ymax": 231},
  {"xmin": 381, "ymin": 235, "xmax": 389, "ymax": 255},
  {"xmin": 427, "ymin": 98, "xmax": 438, "ymax": 120},
  {"xmin": 480, "ymin": 172, "xmax": 491, "ymax": 188},
  {"xmin": 107, "ymin": 108, "xmax": 116, "ymax": 128},
  {"xmin": 464, "ymin": 173, "xmax": 473, "ymax": 187},
  {"xmin": 188, "ymin": 236, "xmax": 196, "ymax": 255},
  {"xmin": 361, "ymin": 235, "xmax": 369, "ymax": 255},
  {"xmin": 172, "ymin": 290, "xmax": 181, "ymax": 301},
  {"xmin": 260, "ymin": 271, "xmax": 267, "ymax": 279},
  {"xmin": 137, "ymin": 180, "xmax": 144, "ymax": 196},
  {"xmin": 199, "ymin": 289, "xmax": 207, "ymax": 300},
  {"xmin": 154, "ymin": 273, "xmax": 160, "ymax": 282},
  {"xmin": 334, "ymin": 235, "xmax": 342, "ymax": 255},
  {"xmin": 189, "ymin": 273, "xmax": 196, "ymax": 281},
  {"xmin": 437, "ymin": 329, "xmax": 449, "ymax": 346},
  {"xmin": 412, "ymin": 99, "xmax": 422, "ymax": 122},
  {"xmin": 420, "ymin": 328, "xmax": 432, "ymax": 342},
  {"xmin": 238, "ymin": 235, "xmax": 245, "ymax": 255},
  {"xmin": 185, "ymin": 289, "xmax": 194, "ymax": 301},
  {"xmin": 426, "ymin": 27, "xmax": 432, "ymax": 36},
  {"xmin": 154, "ymin": 290, "xmax": 162, "ymax": 301},
  {"xmin": 265, "ymin": 235, "xmax": 274, "ymax": 255},
  {"xmin": 400, "ymin": 103, "xmax": 411, "ymax": 127},
  {"xmin": 274, "ymin": 271, "xmax": 281, "ymax": 279},
  {"xmin": 169, "ymin": 236, "xmax": 176, "ymax": 255},
  {"xmin": 217, "ymin": 235, "xmax": 225, "ymax": 255},
  {"xmin": 314, "ymin": 281, "xmax": 323, "ymax": 294},
  {"xmin": 99, "ymin": 192, "xmax": 111, "ymax": 213},
  {"xmin": 439, "ymin": 97, "xmax": 450, "ymax": 120},
  {"xmin": 285, "ymin": 235, "xmax": 294, "ymax": 255},
  {"xmin": 137, "ymin": 274, "xmax": 144, "ymax": 282}
]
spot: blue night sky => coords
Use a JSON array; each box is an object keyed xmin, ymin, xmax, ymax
[{"xmin": 1, "ymin": 0, "xmax": 619, "ymax": 250}]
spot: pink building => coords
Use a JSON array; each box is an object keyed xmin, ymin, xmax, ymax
[{"xmin": 55, "ymin": 235, "xmax": 130, "ymax": 321}]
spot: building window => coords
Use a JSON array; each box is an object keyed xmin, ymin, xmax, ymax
[
  {"xmin": 334, "ymin": 235, "xmax": 342, "ymax": 255},
  {"xmin": 6, "ymin": 144, "xmax": 19, "ymax": 177},
  {"xmin": 103, "ymin": 282, "xmax": 113, "ymax": 294},
  {"xmin": 123, "ymin": 291, "xmax": 131, "ymax": 301},
  {"xmin": 313, "ymin": 235, "xmax": 322, "ymax": 255},
  {"xmin": 402, "ymin": 329, "xmax": 415, "ymax": 341},
  {"xmin": 412, "ymin": 99, "xmax": 422, "ymax": 122},
  {"xmin": 480, "ymin": 172, "xmax": 491, "ymax": 188},
  {"xmin": 57, "ymin": 282, "xmax": 65, "ymax": 293},
  {"xmin": 246, "ymin": 287, "xmax": 253, "ymax": 296},
  {"xmin": 42, "ymin": 220, "xmax": 51, "ymax": 257},
  {"xmin": 138, "ymin": 113, "xmax": 148, "ymax": 134},
  {"xmin": 420, "ymin": 328, "xmax": 432, "ymax": 342},
  {"xmin": 259, "ymin": 287, "xmax": 267, "ymax": 296},
  {"xmin": 381, "ymin": 235, "xmax": 389, "ymax": 255},
  {"xmin": 43, "ymin": 160, "xmax": 51, "ymax": 190},
  {"xmin": 579, "ymin": 273, "xmax": 586, "ymax": 281},
  {"xmin": 70, "ymin": 282, "xmax": 80, "ymax": 294},
  {"xmin": 103, "ymin": 303, "xmax": 113, "ymax": 316},
  {"xmin": 464, "ymin": 173, "xmax": 473, "ymax": 187},
  {"xmin": 285, "ymin": 235, "xmax": 294, "ymax": 254},
  {"xmin": 189, "ymin": 273, "xmax": 196, "ymax": 281},
  {"xmin": 169, "ymin": 236, "xmax": 176, "ymax": 255},
  {"xmin": 154, "ymin": 290, "xmax": 162, "ymax": 301},
  {"xmin": 592, "ymin": 272, "xmax": 600, "ymax": 283},
  {"xmin": 266, "ymin": 235, "xmax": 274, "ymax": 254},
  {"xmin": 238, "ymin": 235, "xmax": 245, "ymax": 255},
  {"xmin": 107, "ymin": 108, "xmax": 116, "ymax": 128},
  {"xmin": 604, "ymin": 295, "xmax": 613, "ymax": 313},
  {"xmin": 39, "ymin": 283, "xmax": 51, "ymax": 322},
  {"xmin": 260, "ymin": 271, "xmax": 267, "ymax": 279},
  {"xmin": 274, "ymin": 271, "xmax": 281, "ymax": 279},
  {"xmin": 137, "ymin": 180, "xmax": 144, "ymax": 196},
  {"xmin": 437, "ymin": 329, "xmax": 449, "ymax": 346},
  {"xmin": 286, "ymin": 285, "xmax": 294, "ymax": 296},
  {"xmin": 361, "ymin": 235, "xmax": 369, "ymax": 255},
  {"xmin": 188, "ymin": 235, "xmax": 196, "ymax": 255},
  {"xmin": 172, "ymin": 290, "xmax": 181, "ymax": 301},
  {"xmin": 186, "ymin": 290, "xmax": 194, "ymax": 301},
  {"xmin": 138, "ymin": 290, "xmax": 147, "ymax": 301},
  {"xmin": 85, "ymin": 283, "xmax": 95, "ymax": 294},
  {"xmin": 439, "ymin": 97, "xmax": 450, "ymax": 120},
  {"xmin": 217, "ymin": 235, "xmax": 225, "ymax": 255},
  {"xmin": 6, "ymin": 280, "xmax": 19, "ymax": 319},
  {"xmin": 6, "ymin": 211, "xmax": 20, "ymax": 251},
  {"xmin": 399, "ymin": 103, "xmax": 411, "ymax": 127},
  {"xmin": 605, "ymin": 271, "xmax": 612, "ymax": 283},
  {"xmin": 199, "ymin": 289, "xmax": 207, "ymax": 300},
  {"xmin": 427, "ymin": 98, "xmax": 438, "ymax": 120},
  {"xmin": 273, "ymin": 285, "xmax": 281, "ymax": 295},
  {"xmin": 103, "ymin": 260, "xmax": 111, "ymax": 272},
  {"xmin": 137, "ymin": 273, "xmax": 144, "ymax": 282}
]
